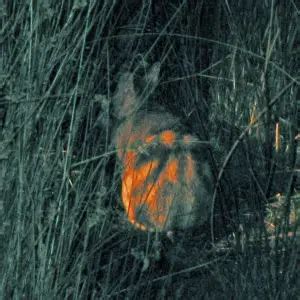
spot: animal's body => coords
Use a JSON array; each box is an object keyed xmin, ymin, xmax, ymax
[{"xmin": 113, "ymin": 63, "xmax": 212, "ymax": 231}]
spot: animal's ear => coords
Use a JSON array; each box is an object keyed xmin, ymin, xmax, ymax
[
  {"xmin": 113, "ymin": 72, "xmax": 137, "ymax": 120},
  {"xmin": 113, "ymin": 62, "xmax": 161, "ymax": 120},
  {"xmin": 144, "ymin": 62, "xmax": 161, "ymax": 95}
]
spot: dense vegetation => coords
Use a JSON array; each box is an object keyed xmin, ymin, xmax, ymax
[{"xmin": 1, "ymin": 1, "xmax": 299, "ymax": 298}]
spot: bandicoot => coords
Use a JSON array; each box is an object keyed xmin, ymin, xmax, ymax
[{"xmin": 113, "ymin": 62, "xmax": 212, "ymax": 232}]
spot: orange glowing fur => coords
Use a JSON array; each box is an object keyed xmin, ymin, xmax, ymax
[
  {"xmin": 160, "ymin": 130, "xmax": 176, "ymax": 146},
  {"xmin": 113, "ymin": 63, "xmax": 212, "ymax": 231}
]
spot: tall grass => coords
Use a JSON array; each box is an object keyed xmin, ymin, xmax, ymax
[{"xmin": 1, "ymin": 0, "xmax": 299, "ymax": 298}]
